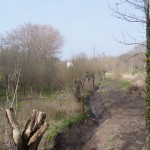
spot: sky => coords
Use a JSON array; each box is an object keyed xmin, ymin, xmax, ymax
[{"xmin": 0, "ymin": 0, "xmax": 145, "ymax": 60}]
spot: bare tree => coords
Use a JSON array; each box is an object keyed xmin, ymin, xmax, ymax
[
  {"xmin": 0, "ymin": 48, "xmax": 21, "ymax": 110},
  {"xmin": 0, "ymin": 24, "xmax": 63, "ymax": 59},
  {"xmin": 109, "ymin": 0, "xmax": 146, "ymax": 45},
  {"xmin": 0, "ymin": 23, "xmax": 63, "ymax": 95}
]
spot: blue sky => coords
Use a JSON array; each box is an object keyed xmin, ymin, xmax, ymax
[{"xmin": 0, "ymin": 0, "xmax": 145, "ymax": 60}]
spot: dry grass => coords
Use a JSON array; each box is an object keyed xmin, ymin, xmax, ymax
[
  {"xmin": 122, "ymin": 73, "xmax": 145, "ymax": 88},
  {"xmin": 17, "ymin": 92, "xmax": 81, "ymax": 149},
  {"xmin": 0, "ymin": 91, "xmax": 81, "ymax": 149},
  {"xmin": 18, "ymin": 93, "xmax": 80, "ymax": 124}
]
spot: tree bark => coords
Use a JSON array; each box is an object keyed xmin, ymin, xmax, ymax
[
  {"xmin": 4, "ymin": 108, "xmax": 49, "ymax": 150},
  {"xmin": 145, "ymin": 1, "xmax": 150, "ymax": 148}
]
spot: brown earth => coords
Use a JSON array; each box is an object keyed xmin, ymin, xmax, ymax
[{"xmin": 54, "ymin": 80, "xmax": 146, "ymax": 150}]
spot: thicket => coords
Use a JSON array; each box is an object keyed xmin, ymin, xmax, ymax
[{"xmin": 0, "ymin": 40, "xmax": 145, "ymax": 100}]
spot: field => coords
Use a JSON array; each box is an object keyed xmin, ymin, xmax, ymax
[{"xmin": 0, "ymin": 90, "xmax": 90, "ymax": 149}]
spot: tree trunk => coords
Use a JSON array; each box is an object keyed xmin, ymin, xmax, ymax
[
  {"xmin": 4, "ymin": 108, "xmax": 49, "ymax": 150},
  {"xmin": 146, "ymin": 1, "xmax": 150, "ymax": 148}
]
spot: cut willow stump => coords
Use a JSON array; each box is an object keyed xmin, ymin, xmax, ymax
[{"xmin": 4, "ymin": 108, "xmax": 49, "ymax": 150}]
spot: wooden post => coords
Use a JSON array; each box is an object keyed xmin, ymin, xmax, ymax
[{"xmin": 81, "ymin": 97, "xmax": 85, "ymax": 113}]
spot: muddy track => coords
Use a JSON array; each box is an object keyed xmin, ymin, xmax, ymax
[{"xmin": 54, "ymin": 80, "xmax": 146, "ymax": 150}]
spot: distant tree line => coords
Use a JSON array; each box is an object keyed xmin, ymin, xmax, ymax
[
  {"xmin": 0, "ymin": 23, "xmax": 145, "ymax": 99},
  {"xmin": 0, "ymin": 23, "xmax": 63, "ymax": 97}
]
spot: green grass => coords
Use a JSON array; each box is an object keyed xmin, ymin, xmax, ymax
[
  {"xmin": 82, "ymin": 92, "xmax": 91, "ymax": 99},
  {"xmin": 46, "ymin": 113, "xmax": 90, "ymax": 141},
  {"xmin": 94, "ymin": 83, "xmax": 100, "ymax": 90},
  {"xmin": 117, "ymin": 80, "xmax": 131, "ymax": 90},
  {"xmin": 107, "ymin": 135, "xmax": 115, "ymax": 150},
  {"xmin": 0, "ymin": 90, "xmax": 6, "ymax": 106},
  {"xmin": 100, "ymin": 80, "xmax": 109, "ymax": 88},
  {"xmin": 108, "ymin": 135, "xmax": 114, "ymax": 143},
  {"xmin": 42, "ymin": 89, "xmax": 58, "ymax": 99},
  {"xmin": 0, "ymin": 90, "xmax": 6, "ymax": 97}
]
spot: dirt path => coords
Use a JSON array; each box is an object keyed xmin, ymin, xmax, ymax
[{"xmin": 54, "ymin": 80, "xmax": 146, "ymax": 150}]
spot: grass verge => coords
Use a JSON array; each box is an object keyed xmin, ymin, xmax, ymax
[
  {"xmin": 99, "ymin": 79, "xmax": 109, "ymax": 88},
  {"xmin": 46, "ymin": 113, "xmax": 90, "ymax": 142},
  {"xmin": 117, "ymin": 80, "xmax": 131, "ymax": 90}
]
